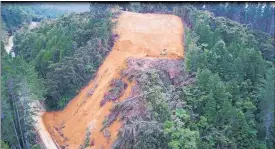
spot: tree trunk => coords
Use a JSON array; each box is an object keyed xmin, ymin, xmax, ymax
[
  {"xmin": 7, "ymin": 78, "xmax": 26, "ymax": 148},
  {"xmin": 12, "ymin": 118, "xmax": 23, "ymax": 149},
  {"xmin": 14, "ymin": 96, "xmax": 26, "ymax": 149}
]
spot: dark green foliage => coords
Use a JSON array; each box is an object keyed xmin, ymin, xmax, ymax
[
  {"xmin": 110, "ymin": 64, "xmax": 190, "ymax": 149},
  {"xmin": 45, "ymin": 39, "xmax": 111, "ymax": 109},
  {"xmin": 177, "ymin": 5, "xmax": 274, "ymax": 149},
  {"xmin": 251, "ymin": 30, "xmax": 275, "ymax": 62},
  {"xmin": 13, "ymin": 13, "xmax": 86, "ymax": 75},
  {"xmin": 1, "ymin": 4, "xmax": 32, "ymax": 33},
  {"xmin": 1, "ymin": 2, "xmax": 114, "ymax": 148},
  {"xmin": 1, "ymin": 53, "xmax": 45, "ymax": 149},
  {"xmin": 4, "ymin": 3, "xmax": 274, "ymax": 149},
  {"xmin": 89, "ymin": 3, "xmax": 112, "ymax": 18},
  {"xmin": 114, "ymin": 3, "xmax": 274, "ymax": 149},
  {"xmin": 140, "ymin": 70, "xmax": 171, "ymax": 122},
  {"xmin": 258, "ymin": 68, "xmax": 275, "ymax": 149},
  {"xmin": 174, "ymin": 4, "xmax": 275, "ymax": 62},
  {"xmin": 1, "ymin": 41, "xmax": 6, "ymax": 55},
  {"xmin": 196, "ymin": 3, "xmax": 275, "ymax": 36},
  {"xmin": 117, "ymin": 2, "xmax": 173, "ymax": 14},
  {"xmin": 164, "ymin": 109, "xmax": 200, "ymax": 149},
  {"xmin": 1, "ymin": 3, "xmax": 65, "ymax": 33},
  {"xmin": 13, "ymin": 5, "xmax": 113, "ymax": 110}
]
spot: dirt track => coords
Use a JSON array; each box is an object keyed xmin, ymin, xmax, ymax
[
  {"xmin": 42, "ymin": 11, "xmax": 184, "ymax": 149},
  {"xmin": 31, "ymin": 101, "xmax": 59, "ymax": 149}
]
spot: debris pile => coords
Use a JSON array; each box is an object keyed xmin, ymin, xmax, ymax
[{"xmin": 100, "ymin": 79, "xmax": 128, "ymax": 106}]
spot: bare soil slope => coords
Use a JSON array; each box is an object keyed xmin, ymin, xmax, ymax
[{"xmin": 42, "ymin": 11, "xmax": 184, "ymax": 149}]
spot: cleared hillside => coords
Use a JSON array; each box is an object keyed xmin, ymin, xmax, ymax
[{"xmin": 42, "ymin": 11, "xmax": 184, "ymax": 149}]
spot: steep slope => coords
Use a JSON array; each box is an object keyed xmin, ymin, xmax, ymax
[{"xmin": 42, "ymin": 11, "xmax": 184, "ymax": 149}]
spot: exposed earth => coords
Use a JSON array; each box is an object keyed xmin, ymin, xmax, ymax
[{"xmin": 42, "ymin": 11, "xmax": 184, "ymax": 149}]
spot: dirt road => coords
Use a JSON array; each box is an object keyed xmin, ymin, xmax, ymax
[
  {"xmin": 42, "ymin": 11, "xmax": 184, "ymax": 149},
  {"xmin": 31, "ymin": 101, "xmax": 59, "ymax": 149}
]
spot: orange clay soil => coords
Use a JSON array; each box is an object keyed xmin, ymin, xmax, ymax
[{"xmin": 42, "ymin": 11, "xmax": 184, "ymax": 149}]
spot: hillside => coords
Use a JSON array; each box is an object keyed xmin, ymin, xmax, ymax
[
  {"xmin": 42, "ymin": 11, "xmax": 184, "ymax": 149},
  {"xmin": 1, "ymin": 3, "xmax": 274, "ymax": 149}
]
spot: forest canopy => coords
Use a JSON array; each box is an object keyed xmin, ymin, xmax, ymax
[
  {"xmin": 1, "ymin": 2, "xmax": 274, "ymax": 149},
  {"xmin": 1, "ymin": 3, "xmax": 65, "ymax": 33},
  {"xmin": 12, "ymin": 4, "xmax": 113, "ymax": 110},
  {"xmin": 110, "ymin": 3, "xmax": 275, "ymax": 149}
]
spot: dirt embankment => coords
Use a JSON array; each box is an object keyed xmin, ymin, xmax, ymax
[{"xmin": 42, "ymin": 11, "xmax": 184, "ymax": 149}]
